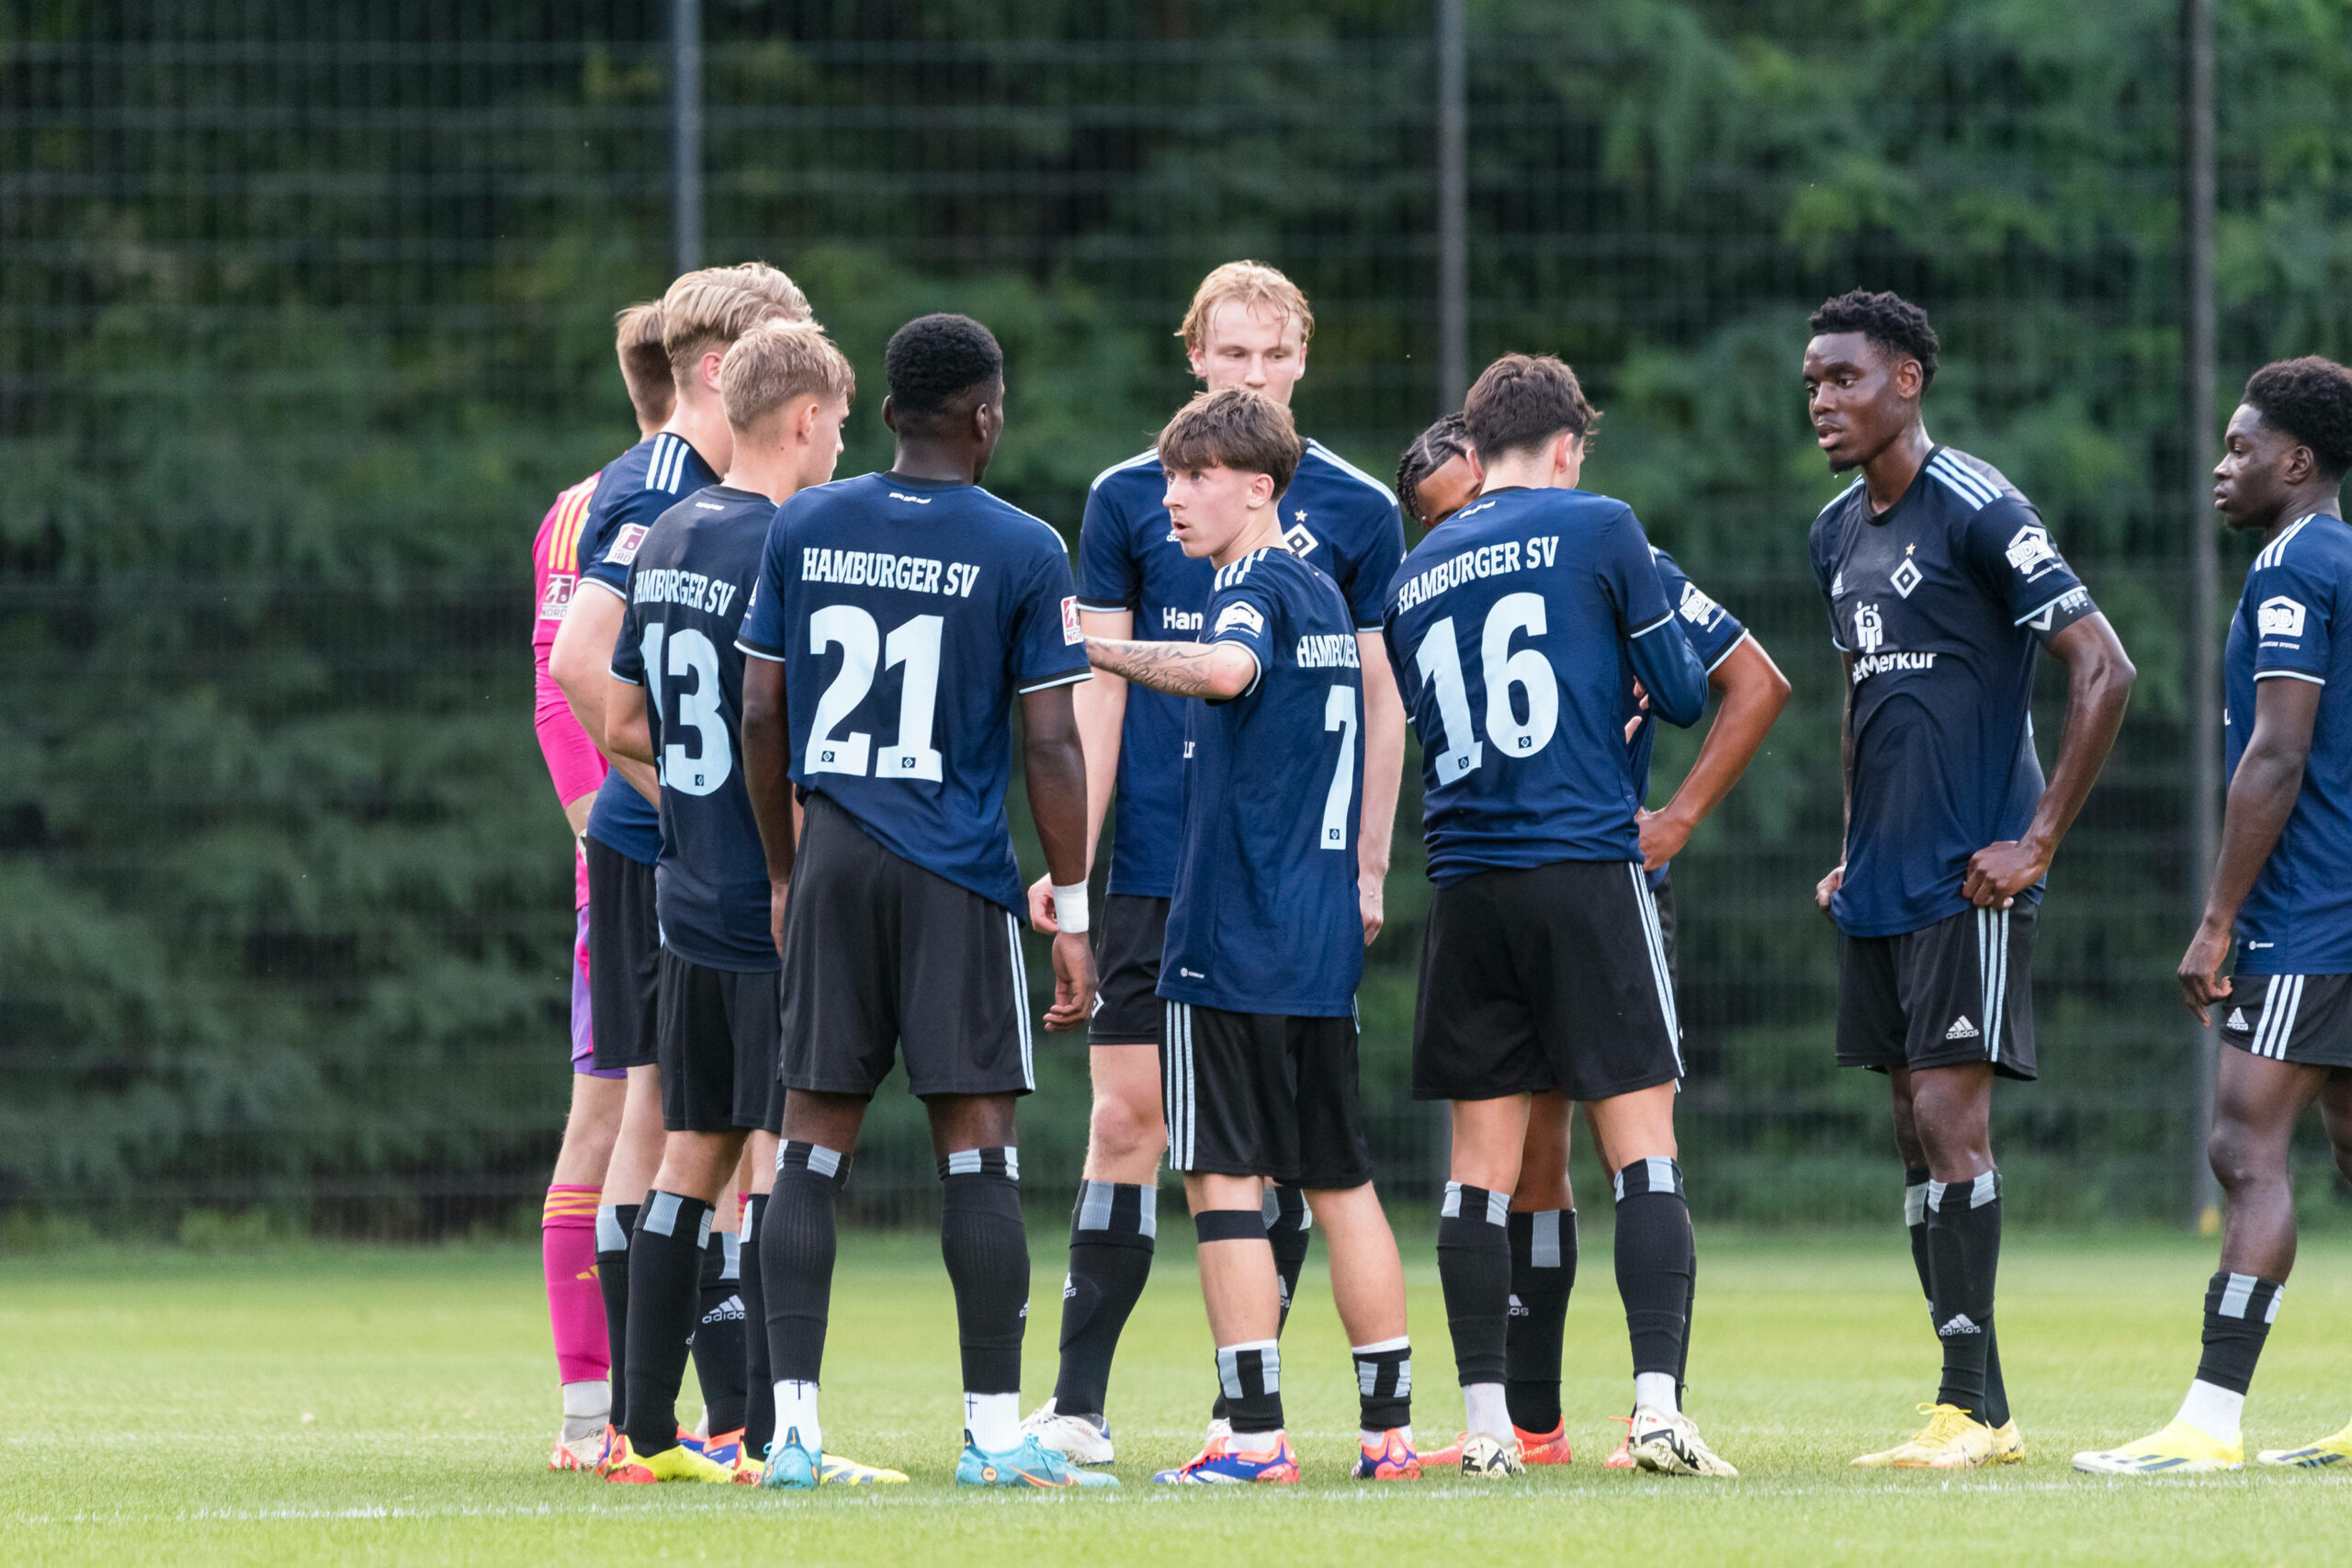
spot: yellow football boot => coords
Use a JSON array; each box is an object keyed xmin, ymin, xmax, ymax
[
  {"xmin": 2256, "ymin": 1421, "xmax": 2352, "ymax": 1469},
  {"xmin": 1853, "ymin": 1403, "xmax": 1997, "ymax": 1469},
  {"xmin": 2072, "ymin": 1419, "xmax": 2244, "ymax": 1475}
]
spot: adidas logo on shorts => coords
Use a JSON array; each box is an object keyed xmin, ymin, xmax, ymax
[
  {"xmin": 1945, "ymin": 1015, "xmax": 1980, "ymax": 1040},
  {"xmin": 2227, "ymin": 1008, "xmax": 2250, "ymax": 1032}
]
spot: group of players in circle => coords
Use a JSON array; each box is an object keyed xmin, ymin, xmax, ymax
[{"xmin": 522, "ymin": 254, "xmax": 2352, "ymax": 1487}]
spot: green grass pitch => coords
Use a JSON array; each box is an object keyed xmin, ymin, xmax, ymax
[{"xmin": 6, "ymin": 1226, "xmax": 2349, "ymax": 1564}]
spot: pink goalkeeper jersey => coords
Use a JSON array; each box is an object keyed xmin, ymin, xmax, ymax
[{"xmin": 534, "ymin": 472, "xmax": 606, "ymax": 908}]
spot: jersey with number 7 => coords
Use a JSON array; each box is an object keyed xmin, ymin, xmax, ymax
[
  {"xmin": 734, "ymin": 471, "xmax": 1091, "ymax": 915},
  {"xmin": 1382, "ymin": 486, "xmax": 1708, "ymax": 886}
]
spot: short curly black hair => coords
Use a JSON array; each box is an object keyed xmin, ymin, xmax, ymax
[
  {"xmin": 1396, "ymin": 412, "xmax": 1471, "ymax": 524},
  {"xmin": 2245, "ymin": 356, "xmax": 2352, "ymax": 480},
  {"xmin": 1809, "ymin": 289, "xmax": 1939, "ymax": 389},
  {"xmin": 884, "ymin": 312, "xmax": 1004, "ymax": 433}
]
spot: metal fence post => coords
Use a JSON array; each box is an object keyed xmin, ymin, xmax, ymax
[
  {"xmin": 2183, "ymin": 0, "xmax": 2222, "ymax": 1233},
  {"xmin": 673, "ymin": 0, "xmax": 703, "ymax": 275},
  {"xmin": 1435, "ymin": 0, "xmax": 1467, "ymax": 412}
]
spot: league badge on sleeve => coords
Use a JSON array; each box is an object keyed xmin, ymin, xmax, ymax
[
  {"xmin": 607, "ymin": 524, "xmax": 650, "ymax": 567},
  {"xmin": 1062, "ymin": 595, "xmax": 1084, "ymax": 645},
  {"xmin": 2004, "ymin": 523, "xmax": 2060, "ymax": 581},
  {"xmin": 2258, "ymin": 595, "xmax": 2307, "ymax": 639},
  {"xmin": 1215, "ymin": 602, "xmax": 1266, "ymax": 637},
  {"xmin": 537, "ymin": 571, "xmax": 575, "ymax": 622}
]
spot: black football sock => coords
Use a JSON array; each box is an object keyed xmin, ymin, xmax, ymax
[
  {"xmin": 2195, "ymin": 1270, "xmax": 2285, "ymax": 1394},
  {"xmin": 1216, "ymin": 1341, "xmax": 1284, "ymax": 1438},
  {"xmin": 1904, "ymin": 1166, "xmax": 1934, "ymax": 1300},
  {"xmin": 1504, "ymin": 1208, "xmax": 1576, "ymax": 1434},
  {"xmin": 595, "ymin": 1202, "xmax": 638, "ymax": 1436},
  {"xmin": 1437, "ymin": 1182, "xmax": 1512, "ymax": 1392},
  {"xmin": 1353, "ymin": 1337, "xmax": 1412, "ymax": 1433},
  {"xmin": 622, "ymin": 1190, "xmax": 714, "ymax": 1457},
  {"xmin": 1050, "ymin": 1179, "xmax": 1157, "ymax": 1422},
  {"xmin": 1214, "ymin": 1186, "xmax": 1311, "ymax": 1423},
  {"xmin": 739, "ymin": 1194, "xmax": 774, "ymax": 1457},
  {"xmin": 687, "ymin": 1219, "xmax": 747, "ymax": 1440},
  {"xmin": 940, "ymin": 1147, "xmax": 1028, "ymax": 1399},
  {"xmin": 1927, "ymin": 1171, "xmax": 2001, "ymax": 1420},
  {"xmin": 1613, "ymin": 1158, "xmax": 1694, "ymax": 1393},
  {"xmin": 763, "ymin": 1142, "xmax": 849, "ymax": 1387}
]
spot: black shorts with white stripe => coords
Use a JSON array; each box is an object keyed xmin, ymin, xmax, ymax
[
  {"xmin": 1160, "ymin": 1002, "xmax": 1374, "ymax": 1189},
  {"xmin": 1088, "ymin": 894, "xmax": 1169, "ymax": 1046},
  {"xmin": 776, "ymin": 790, "xmax": 1036, "ymax": 1100},
  {"xmin": 2220, "ymin": 971, "xmax": 2352, "ymax": 1071},
  {"xmin": 1411, "ymin": 858, "xmax": 1682, "ymax": 1104},
  {"xmin": 1836, "ymin": 901, "xmax": 2039, "ymax": 1081}
]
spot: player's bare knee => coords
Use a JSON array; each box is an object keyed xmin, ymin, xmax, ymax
[
  {"xmin": 1086, "ymin": 1086, "xmax": 1163, "ymax": 1168},
  {"xmin": 2206, "ymin": 1117, "xmax": 2281, "ymax": 1197},
  {"xmin": 927, "ymin": 1091, "xmax": 1016, "ymax": 1157}
]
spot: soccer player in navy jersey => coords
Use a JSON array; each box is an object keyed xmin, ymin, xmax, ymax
[
  {"xmin": 548, "ymin": 263, "xmax": 809, "ymax": 1467},
  {"xmin": 2077, "ymin": 357, "xmax": 2352, "ymax": 1475},
  {"xmin": 735, "ymin": 313, "xmax": 1112, "ymax": 1491},
  {"xmin": 1023, "ymin": 262, "xmax": 1409, "ymax": 1466},
  {"xmin": 1396, "ymin": 409, "xmax": 1790, "ymax": 1471},
  {"xmin": 1080, "ymin": 387, "xmax": 1418, "ymax": 1484},
  {"xmin": 1803, "ymin": 290, "xmax": 2135, "ymax": 1468},
  {"xmin": 1385, "ymin": 356, "xmax": 1736, "ymax": 1478}
]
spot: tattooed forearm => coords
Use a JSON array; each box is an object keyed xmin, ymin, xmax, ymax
[{"xmin": 1085, "ymin": 637, "xmax": 1255, "ymax": 699}]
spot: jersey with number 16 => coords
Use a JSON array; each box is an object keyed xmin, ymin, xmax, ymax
[{"xmin": 735, "ymin": 472, "xmax": 1091, "ymax": 916}]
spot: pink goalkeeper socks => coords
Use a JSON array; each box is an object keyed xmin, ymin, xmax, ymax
[{"xmin": 543, "ymin": 1185, "xmax": 609, "ymax": 1385}]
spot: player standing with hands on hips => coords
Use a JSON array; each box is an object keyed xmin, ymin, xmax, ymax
[{"xmin": 1804, "ymin": 289, "xmax": 2134, "ymax": 1469}]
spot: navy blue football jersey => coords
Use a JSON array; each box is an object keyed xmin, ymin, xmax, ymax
[
  {"xmin": 1809, "ymin": 446, "xmax": 2098, "ymax": 938},
  {"xmin": 1383, "ymin": 487, "xmax": 1708, "ymax": 886},
  {"xmin": 2225, "ymin": 513, "xmax": 2352, "ymax": 975},
  {"xmin": 1077, "ymin": 439, "xmax": 1406, "ymax": 898},
  {"xmin": 1625, "ymin": 548, "xmax": 1749, "ymax": 888},
  {"xmin": 736, "ymin": 472, "xmax": 1091, "ymax": 914},
  {"xmin": 607, "ymin": 486, "xmax": 776, "ymax": 972},
  {"xmin": 578, "ymin": 432, "xmax": 723, "ymax": 864},
  {"xmin": 1158, "ymin": 546, "xmax": 1365, "ymax": 1017}
]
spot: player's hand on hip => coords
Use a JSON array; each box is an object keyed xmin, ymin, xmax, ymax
[
  {"xmin": 1359, "ymin": 874, "xmax": 1385, "ymax": 946},
  {"xmin": 1636, "ymin": 807, "xmax": 1690, "ymax": 873},
  {"xmin": 1815, "ymin": 862, "xmax": 1844, "ymax": 919},
  {"xmin": 769, "ymin": 879, "xmax": 789, "ymax": 956},
  {"xmin": 2177, "ymin": 920, "xmax": 2234, "ymax": 1026},
  {"xmin": 1044, "ymin": 928, "xmax": 1096, "ymax": 1032},
  {"xmin": 1024, "ymin": 871, "xmax": 1059, "ymax": 935},
  {"xmin": 1962, "ymin": 840, "xmax": 2047, "ymax": 909}
]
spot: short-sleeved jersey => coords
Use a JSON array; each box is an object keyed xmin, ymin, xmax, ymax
[
  {"xmin": 736, "ymin": 471, "xmax": 1091, "ymax": 915},
  {"xmin": 1158, "ymin": 546, "xmax": 1365, "ymax": 1017},
  {"xmin": 1625, "ymin": 548, "xmax": 1749, "ymax": 888},
  {"xmin": 1384, "ymin": 487, "xmax": 1708, "ymax": 886},
  {"xmin": 1077, "ymin": 439, "xmax": 1407, "ymax": 897},
  {"xmin": 2225, "ymin": 513, "xmax": 2352, "ymax": 975},
  {"xmin": 578, "ymin": 433, "xmax": 723, "ymax": 864},
  {"xmin": 531, "ymin": 472, "xmax": 608, "ymax": 816},
  {"xmin": 608, "ymin": 486, "xmax": 777, "ymax": 973},
  {"xmin": 1808, "ymin": 446, "xmax": 2098, "ymax": 939}
]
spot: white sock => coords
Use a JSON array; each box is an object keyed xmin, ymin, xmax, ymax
[
  {"xmin": 2176, "ymin": 1379, "xmax": 2245, "ymax": 1445},
  {"xmin": 1634, "ymin": 1371, "xmax": 1679, "ymax": 1417},
  {"xmin": 966, "ymin": 1392, "xmax": 1022, "ymax": 1452},
  {"xmin": 1464, "ymin": 1382, "xmax": 1511, "ymax": 1440},
  {"xmin": 775, "ymin": 1380, "xmax": 821, "ymax": 1455},
  {"xmin": 560, "ymin": 1379, "xmax": 609, "ymax": 1442}
]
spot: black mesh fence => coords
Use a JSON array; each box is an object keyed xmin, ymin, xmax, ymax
[{"xmin": 7, "ymin": 2, "xmax": 2352, "ymax": 1234}]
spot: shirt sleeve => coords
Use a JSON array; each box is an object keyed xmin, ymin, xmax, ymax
[
  {"xmin": 1075, "ymin": 480, "xmax": 1139, "ymax": 614},
  {"xmin": 1337, "ymin": 502, "xmax": 1409, "ymax": 629},
  {"xmin": 2245, "ymin": 552, "xmax": 2335, "ymax": 684},
  {"xmin": 580, "ymin": 487, "xmax": 666, "ymax": 597},
  {"xmin": 1962, "ymin": 496, "xmax": 2097, "ymax": 641},
  {"xmin": 1604, "ymin": 509, "xmax": 1706, "ymax": 728},
  {"xmin": 1012, "ymin": 541, "xmax": 1093, "ymax": 694},
  {"xmin": 1651, "ymin": 548, "xmax": 1749, "ymax": 674},
  {"xmin": 1809, "ymin": 507, "xmax": 1850, "ymax": 651},
  {"xmin": 1203, "ymin": 570, "xmax": 1283, "ymax": 702},
  {"xmin": 607, "ymin": 591, "xmax": 645, "ymax": 685},
  {"xmin": 735, "ymin": 502, "xmax": 794, "ymax": 663}
]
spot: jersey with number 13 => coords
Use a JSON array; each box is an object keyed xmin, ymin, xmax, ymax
[
  {"xmin": 736, "ymin": 471, "xmax": 1091, "ymax": 916},
  {"xmin": 1383, "ymin": 485, "xmax": 1707, "ymax": 886}
]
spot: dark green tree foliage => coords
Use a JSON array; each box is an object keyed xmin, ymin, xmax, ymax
[{"xmin": 5, "ymin": 1, "xmax": 2351, "ymax": 1224}]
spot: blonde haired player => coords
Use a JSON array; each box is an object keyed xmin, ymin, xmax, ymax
[{"xmin": 1023, "ymin": 263, "xmax": 1409, "ymax": 1464}]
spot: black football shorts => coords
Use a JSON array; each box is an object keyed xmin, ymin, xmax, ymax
[
  {"xmin": 777, "ymin": 791, "xmax": 1035, "ymax": 1100},
  {"xmin": 585, "ymin": 835, "xmax": 661, "ymax": 1072},
  {"xmin": 1413, "ymin": 859, "xmax": 1682, "ymax": 1104},
  {"xmin": 1161, "ymin": 1001, "xmax": 1374, "ymax": 1190},
  {"xmin": 2219, "ymin": 971, "xmax": 2352, "ymax": 1071},
  {"xmin": 656, "ymin": 950, "xmax": 784, "ymax": 1134},
  {"xmin": 1837, "ymin": 902, "xmax": 2039, "ymax": 1081},
  {"xmin": 1090, "ymin": 894, "xmax": 1168, "ymax": 1046}
]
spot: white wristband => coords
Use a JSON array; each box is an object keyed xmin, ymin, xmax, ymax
[{"xmin": 1052, "ymin": 882, "xmax": 1091, "ymax": 934}]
